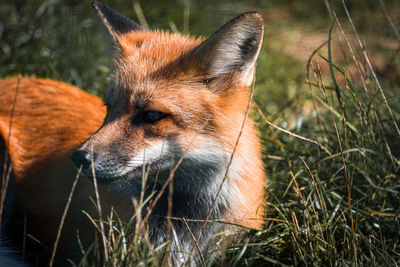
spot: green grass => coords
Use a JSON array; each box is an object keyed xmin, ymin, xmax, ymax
[{"xmin": 1, "ymin": 0, "xmax": 400, "ymax": 266}]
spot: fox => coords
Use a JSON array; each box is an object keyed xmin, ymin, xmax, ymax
[{"xmin": 0, "ymin": 1, "xmax": 266, "ymax": 265}]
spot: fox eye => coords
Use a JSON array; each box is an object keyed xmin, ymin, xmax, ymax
[
  {"xmin": 145, "ymin": 111, "xmax": 165, "ymax": 122},
  {"xmin": 142, "ymin": 111, "xmax": 167, "ymax": 123}
]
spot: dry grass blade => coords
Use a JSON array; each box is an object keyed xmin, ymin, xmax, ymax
[
  {"xmin": 49, "ymin": 166, "xmax": 82, "ymax": 267},
  {"xmin": 90, "ymin": 144, "xmax": 109, "ymax": 261},
  {"xmin": 132, "ymin": 152, "xmax": 153, "ymax": 244},
  {"xmin": 255, "ymin": 104, "xmax": 332, "ymax": 156},
  {"xmin": 289, "ymin": 171, "xmax": 302, "ymax": 199},
  {"xmin": 81, "ymin": 210, "xmax": 101, "ymax": 233},
  {"xmin": 182, "ymin": 218, "xmax": 205, "ymax": 266}
]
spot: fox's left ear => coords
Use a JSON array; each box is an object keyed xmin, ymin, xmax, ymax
[
  {"xmin": 91, "ymin": 1, "xmax": 145, "ymax": 45},
  {"xmin": 192, "ymin": 12, "xmax": 264, "ymax": 88}
]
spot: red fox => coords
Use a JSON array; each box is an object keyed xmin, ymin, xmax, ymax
[{"xmin": 0, "ymin": 1, "xmax": 265, "ymax": 264}]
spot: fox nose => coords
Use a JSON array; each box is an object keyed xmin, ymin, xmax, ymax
[{"xmin": 71, "ymin": 150, "xmax": 92, "ymax": 170}]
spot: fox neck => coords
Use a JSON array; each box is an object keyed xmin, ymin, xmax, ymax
[
  {"xmin": 108, "ymin": 146, "xmax": 239, "ymax": 249},
  {"xmin": 110, "ymin": 147, "xmax": 237, "ymax": 220}
]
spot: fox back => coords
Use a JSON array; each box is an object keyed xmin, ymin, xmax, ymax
[{"xmin": 0, "ymin": 1, "xmax": 266, "ymax": 265}]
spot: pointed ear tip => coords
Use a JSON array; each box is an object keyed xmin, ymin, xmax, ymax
[
  {"xmin": 91, "ymin": 1, "xmax": 100, "ymax": 10},
  {"xmin": 91, "ymin": 1, "xmax": 109, "ymax": 14},
  {"xmin": 239, "ymin": 11, "xmax": 263, "ymax": 21},
  {"xmin": 91, "ymin": 1, "xmax": 105, "ymax": 15},
  {"xmin": 244, "ymin": 11, "xmax": 263, "ymax": 18},
  {"xmin": 236, "ymin": 11, "xmax": 264, "ymax": 29}
]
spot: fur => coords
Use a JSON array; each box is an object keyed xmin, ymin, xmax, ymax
[{"xmin": 0, "ymin": 1, "xmax": 266, "ymax": 265}]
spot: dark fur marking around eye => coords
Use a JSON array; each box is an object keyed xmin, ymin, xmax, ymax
[{"xmin": 133, "ymin": 111, "xmax": 167, "ymax": 126}]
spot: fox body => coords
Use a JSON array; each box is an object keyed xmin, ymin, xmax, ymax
[{"xmin": 0, "ymin": 1, "xmax": 265, "ymax": 264}]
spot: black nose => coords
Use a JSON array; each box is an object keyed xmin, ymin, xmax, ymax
[{"xmin": 71, "ymin": 150, "xmax": 92, "ymax": 170}]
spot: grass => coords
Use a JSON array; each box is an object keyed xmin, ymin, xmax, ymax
[{"xmin": 1, "ymin": 0, "xmax": 400, "ymax": 266}]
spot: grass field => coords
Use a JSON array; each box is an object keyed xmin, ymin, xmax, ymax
[{"xmin": 1, "ymin": 0, "xmax": 399, "ymax": 265}]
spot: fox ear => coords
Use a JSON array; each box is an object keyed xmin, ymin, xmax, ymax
[
  {"xmin": 91, "ymin": 1, "xmax": 144, "ymax": 42},
  {"xmin": 192, "ymin": 12, "xmax": 264, "ymax": 87}
]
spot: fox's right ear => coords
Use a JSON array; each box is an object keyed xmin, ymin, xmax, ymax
[{"xmin": 91, "ymin": 1, "xmax": 145, "ymax": 45}]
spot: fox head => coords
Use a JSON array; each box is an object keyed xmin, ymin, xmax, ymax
[{"xmin": 71, "ymin": 1, "xmax": 264, "ymax": 188}]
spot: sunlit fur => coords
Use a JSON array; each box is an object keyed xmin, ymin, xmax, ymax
[{"xmin": 0, "ymin": 4, "xmax": 266, "ymax": 265}]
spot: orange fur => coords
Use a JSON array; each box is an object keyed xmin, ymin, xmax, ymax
[
  {"xmin": 0, "ymin": 78, "xmax": 106, "ymax": 252},
  {"xmin": 0, "ymin": 4, "xmax": 266, "ymax": 264}
]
